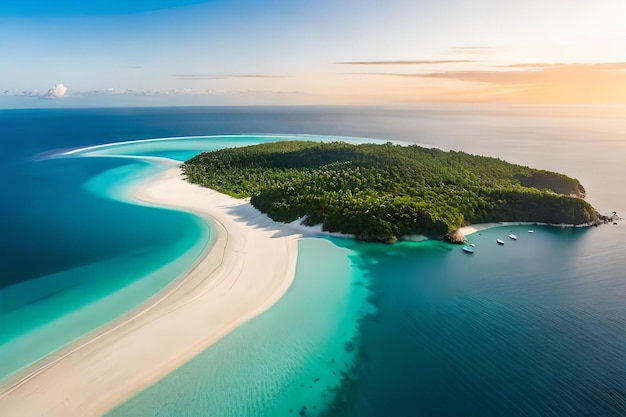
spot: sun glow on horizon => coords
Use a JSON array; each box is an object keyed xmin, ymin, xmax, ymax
[{"xmin": 2, "ymin": 0, "xmax": 626, "ymax": 106}]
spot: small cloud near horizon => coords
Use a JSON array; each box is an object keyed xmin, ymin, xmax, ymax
[{"xmin": 41, "ymin": 83, "xmax": 67, "ymax": 99}]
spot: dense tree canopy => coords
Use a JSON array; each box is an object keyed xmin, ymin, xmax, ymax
[{"xmin": 184, "ymin": 141, "xmax": 596, "ymax": 242}]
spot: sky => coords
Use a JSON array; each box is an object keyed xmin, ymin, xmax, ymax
[{"xmin": 2, "ymin": 0, "xmax": 626, "ymax": 106}]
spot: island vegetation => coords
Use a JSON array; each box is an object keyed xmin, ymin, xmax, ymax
[{"xmin": 183, "ymin": 141, "xmax": 597, "ymax": 243}]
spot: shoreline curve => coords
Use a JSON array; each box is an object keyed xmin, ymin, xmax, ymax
[{"xmin": 0, "ymin": 165, "xmax": 308, "ymax": 416}]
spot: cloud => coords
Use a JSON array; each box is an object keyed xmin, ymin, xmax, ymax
[
  {"xmin": 333, "ymin": 60, "xmax": 474, "ymax": 65},
  {"xmin": 351, "ymin": 62, "xmax": 626, "ymax": 103},
  {"xmin": 500, "ymin": 62, "xmax": 626, "ymax": 71},
  {"xmin": 173, "ymin": 74, "xmax": 287, "ymax": 80},
  {"xmin": 41, "ymin": 83, "xmax": 67, "ymax": 98},
  {"xmin": 392, "ymin": 62, "xmax": 626, "ymax": 83}
]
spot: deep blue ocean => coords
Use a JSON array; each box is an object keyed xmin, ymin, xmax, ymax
[{"xmin": 0, "ymin": 106, "xmax": 624, "ymax": 416}]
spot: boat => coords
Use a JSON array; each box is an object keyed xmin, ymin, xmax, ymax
[
  {"xmin": 469, "ymin": 243, "xmax": 476, "ymax": 247},
  {"xmin": 462, "ymin": 246, "xmax": 475, "ymax": 253},
  {"xmin": 528, "ymin": 230, "xmax": 534, "ymax": 233},
  {"xmin": 497, "ymin": 239, "xmax": 504, "ymax": 245},
  {"xmin": 509, "ymin": 234, "xmax": 517, "ymax": 240}
]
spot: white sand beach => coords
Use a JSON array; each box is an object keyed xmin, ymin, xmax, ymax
[
  {"xmin": 459, "ymin": 220, "xmax": 594, "ymax": 237},
  {"xmin": 459, "ymin": 222, "xmax": 506, "ymax": 236},
  {"xmin": 0, "ymin": 166, "xmax": 308, "ymax": 416}
]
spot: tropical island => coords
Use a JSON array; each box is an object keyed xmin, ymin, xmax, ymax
[{"xmin": 184, "ymin": 141, "xmax": 597, "ymax": 243}]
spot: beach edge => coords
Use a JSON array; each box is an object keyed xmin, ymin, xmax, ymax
[{"xmin": 0, "ymin": 166, "xmax": 305, "ymax": 416}]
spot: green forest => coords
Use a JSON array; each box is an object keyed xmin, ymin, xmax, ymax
[{"xmin": 184, "ymin": 141, "xmax": 596, "ymax": 242}]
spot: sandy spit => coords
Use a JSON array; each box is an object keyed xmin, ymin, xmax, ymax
[{"xmin": 0, "ymin": 165, "xmax": 312, "ymax": 416}]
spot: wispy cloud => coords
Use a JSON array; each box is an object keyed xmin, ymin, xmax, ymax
[
  {"xmin": 333, "ymin": 60, "xmax": 474, "ymax": 65},
  {"xmin": 351, "ymin": 62, "xmax": 626, "ymax": 103},
  {"xmin": 173, "ymin": 74, "xmax": 287, "ymax": 80},
  {"xmin": 402, "ymin": 62, "xmax": 626, "ymax": 83},
  {"xmin": 501, "ymin": 62, "xmax": 626, "ymax": 71}
]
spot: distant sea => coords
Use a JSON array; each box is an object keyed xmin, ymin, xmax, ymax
[{"xmin": 0, "ymin": 106, "xmax": 624, "ymax": 416}]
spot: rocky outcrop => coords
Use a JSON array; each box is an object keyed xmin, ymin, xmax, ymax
[
  {"xmin": 596, "ymin": 211, "xmax": 620, "ymax": 224},
  {"xmin": 444, "ymin": 229, "xmax": 467, "ymax": 244}
]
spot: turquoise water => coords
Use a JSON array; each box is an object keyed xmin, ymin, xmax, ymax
[
  {"xmin": 0, "ymin": 157, "xmax": 212, "ymax": 380},
  {"xmin": 67, "ymin": 133, "xmax": 391, "ymax": 162},
  {"xmin": 0, "ymin": 132, "xmax": 382, "ymax": 383},
  {"xmin": 108, "ymin": 223, "xmax": 626, "ymax": 417},
  {"xmin": 331, "ymin": 225, "xmax": 626, "ymax": 416},
  {"xmin": 1, "ymin": 107, "xmax": 624, "ymax": 416},
  {"xmin": 108, "ymin": 238, "xmax": 374, "ymax": 417}
]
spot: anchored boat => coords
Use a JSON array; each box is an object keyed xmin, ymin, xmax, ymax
[{"xmin": 462, "ymin": 246, "xmax": 475, "ymax": 253}]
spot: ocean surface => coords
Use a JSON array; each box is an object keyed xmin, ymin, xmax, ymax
[{"xmin": 0, "ymin": 106, "xmax": 624, "ymax": 416}]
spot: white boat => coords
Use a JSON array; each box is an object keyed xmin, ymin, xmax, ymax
[
  {"xmin": 497, "ymin": 239, "xmax": 504, "ymax": 245},
  {"xmin": 462, "ymin": 246, "xmax": 475, "ymax": 253},
  {"xmin": 528, "ymin": 230, "xmax": 534, "ymax": 233},
  {"xmin": 509, "ymin": 234, "xmax": 517, "ymax": 240},
  {"xmin": 469, "ymin": 243, "xmax": 476, "ymax": 247}
]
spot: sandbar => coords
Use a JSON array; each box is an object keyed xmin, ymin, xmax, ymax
[{"xmin": 0, "ymin": 164, "xmax": 309, "ymax": 416}]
